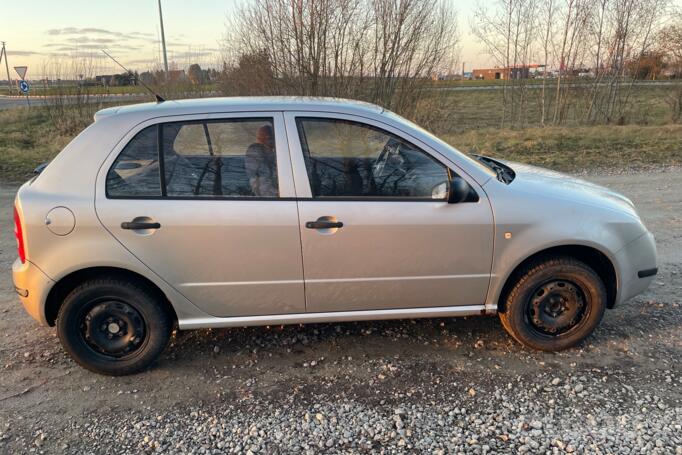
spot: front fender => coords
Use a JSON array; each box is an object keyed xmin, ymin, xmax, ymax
[{"xmin": 483, "ymin": 179, "xmax": 647, "ymax": 311}]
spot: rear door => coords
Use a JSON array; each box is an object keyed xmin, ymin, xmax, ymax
[
  {"xmin": 284, "ymin": 112, "xmax": 494, "ymax": 313},
  {"xmin": 95, "ymin": 112, "xmax": 305, "ymax": 318}
]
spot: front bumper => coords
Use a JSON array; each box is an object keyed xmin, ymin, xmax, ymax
[
  {"xmin": 614, "ymin": 231, "xmax": 657, "ymax": 306},
  {"xmin": 12, "ymin": 258, "xmax": 55, "ymax": 326}
]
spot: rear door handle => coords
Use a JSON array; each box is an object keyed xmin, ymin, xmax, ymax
[
  {"xmin": 305, "ymin": 220, "xmax": 343, "ymax": 229},
  {"xmin": 121, "ymin": 221, "xmax": 161, "ymax": 230}
]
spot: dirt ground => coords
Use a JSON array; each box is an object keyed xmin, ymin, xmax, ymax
[{"xmin": 0, "ymin": 170, "xmax": 680, "ymax": 453}]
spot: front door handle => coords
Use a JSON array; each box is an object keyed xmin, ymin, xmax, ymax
[
  {"xmin": 121, "ymin": 220, "xmax": 161, "ymax": 230},
  {"xmin": 305, "ymin": 219, "xmax": 343, "ymax": 229}
]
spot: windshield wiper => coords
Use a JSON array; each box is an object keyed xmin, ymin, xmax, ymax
[{"xmin": 472, "ymin": 155, "xmax": 515, "ymax": 184}]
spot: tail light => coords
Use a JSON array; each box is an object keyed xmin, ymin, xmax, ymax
[{"xmin": 13, "ymin": 205, "xmax": 26, "ymax": 263}]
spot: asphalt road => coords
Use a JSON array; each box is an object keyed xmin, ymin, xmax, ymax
[
  {"xmin": 0, "ymin": 170, "xmax": 680, "ymax": 453},
  {"xmin": 0, "ymin": 93, "xmax": 149, "ymax": 110}
]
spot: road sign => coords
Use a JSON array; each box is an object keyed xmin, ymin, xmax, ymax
[
  {"xmin": 14, "ymin": 65, "xmax": 27, "ymax": 79},
  {"xmin": 19, "ymin": 80, "xmax": 29, "ymax": 94}
]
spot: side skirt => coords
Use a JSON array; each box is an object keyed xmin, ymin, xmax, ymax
[{"xmin": 178, "ymin": 305, "xmax": 492, "ymax": 330}]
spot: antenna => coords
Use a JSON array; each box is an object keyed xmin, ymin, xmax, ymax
[{"xmin": 101, "ymin": 50, "xmax": 165, "ymax": 102}]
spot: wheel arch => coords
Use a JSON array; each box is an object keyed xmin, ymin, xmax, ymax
[
  {"xmin": 496, "ymin": 244, "xmax": 617, "ymax": 313},
  {"xmin": 44, "ymin": 266, "xmax": 178, "ymax": 327}
]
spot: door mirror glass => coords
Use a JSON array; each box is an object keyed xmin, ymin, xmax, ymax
[
  {"xmin": 431, "ymin": 181, "xmax": 448, "ymax": 200},
  {"xmin": 448, "ymin": 176, "xmax": 473, "ymax": 204}
]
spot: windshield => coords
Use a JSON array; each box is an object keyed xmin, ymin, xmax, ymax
[{"xmin": 380, "ymin": 110, "xmax": 497, "ymax": 179}]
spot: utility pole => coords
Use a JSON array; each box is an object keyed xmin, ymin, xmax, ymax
[
  {"xmin": 157, "ymin": 0, "xmax": 169, "ymax": 80},
  {"xmin": 1, "ymin": 42, "xmax": 14, "ymax": 94}
]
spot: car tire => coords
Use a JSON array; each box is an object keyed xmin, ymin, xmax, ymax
[
  {"xmin": 499, "ymin": 256, "xmax": 607, "ymax": 351},
  {"xmin": 56, "ymin": 278, "xmax": 172, "ymax": 376}
]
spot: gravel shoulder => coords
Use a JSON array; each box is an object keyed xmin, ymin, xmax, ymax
[{"xmin": 0, "ymin": 170, "xmax": 680, "ymax": 454}]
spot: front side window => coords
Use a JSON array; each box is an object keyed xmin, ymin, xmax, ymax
[
  {"xmin": 106, "ymin": 118, "xmax": 279, "ymax": 198},
  {"xmin": 296, "ymin": 118, "xmax": 449, "ymax": 199},
  {"xmin": 106, "ymin": 126, "xmax": 161, "ymax": 197}
]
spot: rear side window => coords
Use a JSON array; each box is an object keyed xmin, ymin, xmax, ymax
[
  {"xmin": 106, "ymin": 118, "xmax": 278, "ymax": 198},
  {"xmin": 106, "ymin": 126, "xmax": 161, "ymax": 197},
  {"xmin": 162, "ymin": 118, "xmax": 278, "ymax": 197}
]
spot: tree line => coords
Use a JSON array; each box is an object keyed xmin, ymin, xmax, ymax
[
  {"xmin": 473, "ymin": 0, "xmax": 680, "ymax": 126},
  {"xmin": 220, "ymin": 0, "xmax": 682, "ymax": 128}
]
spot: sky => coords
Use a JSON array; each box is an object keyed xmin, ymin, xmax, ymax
[{"xmin": 1, "ymin": 0, "xmax": 493, "ymax": 80}]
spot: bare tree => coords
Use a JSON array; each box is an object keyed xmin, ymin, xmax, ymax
[
  {"xmin": 41, "ymin": 56, "xmax": 107, "ymax": 135},
  {"xmin": 473, "ymin": 0, "xmax": 539, "ymax": 128},
  {"xmin": 552, "ymin": 0, "xmax": 590, "ymax": 124},
  {"xmin": 582, "ymin": 0, "xmax": 671, "ymax": 124},
  {"xmin": 657, "ymin": 21, "xmax": 682, "ymax": 120},
  {"xmin": 366, "ymin": 0, "xmax": 459, "ymax": 113},
  {"xmin": 222, "ymin": 0, "xmax": 459, "ymax": 120},
  {"xmin": 539, "ymin": 0, "xmax": 556, "ymax": 126}
]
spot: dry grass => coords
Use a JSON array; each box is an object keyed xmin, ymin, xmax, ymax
[
  {"xmin": 0, "ymin": 108, "xmax": 77, "ymax": 183},
  {"xmin": 444, "ymin": 124, "xmax": 682, "ymax": 172},
  {"xmin": 424, "ymin": 84, "xmax": 678, "ymax": 133}
]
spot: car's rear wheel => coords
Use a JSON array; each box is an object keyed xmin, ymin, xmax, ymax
[
  {"xmin": 57, "ymin": 278, "xmax": 172, "ymax": 376},
  {"xmin": 499, "ymin": 256, "xmax": 607, "ymax": 351}
]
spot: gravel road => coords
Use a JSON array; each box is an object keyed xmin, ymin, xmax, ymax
[{"xmin": 0, "ymin": 170, "xmax": 680, "ymax": 454}]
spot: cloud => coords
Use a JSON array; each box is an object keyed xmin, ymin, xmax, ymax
[
  {"xmin": 151, "ymin": 40, "xmax": 190, "ymax": 47},
  {"xmin": 49, "ymin": 44, "xmax": 110, "ymax": 52},
  {"xmin": 63, "ymin": 37, "xmax": 118, "ymax": 44},
  {"xmin": 46, "ymin": 27, "xmax": 125, "ymax": 38},
  {"xmin": 129, "ymin": 31, "xmax": 155, "ymax": 38},
  {"xmin": 49, "ymin": 44, "xmax": 144, "ymax": 53},
  {"xmin": 169, "ymin": 50, "xmax": 219, "ymax": 59},
  {"xmin": 8, "ymin": 50, "xmax": 43, "ymax": 56},
  {"xmin": 44, "ymin": 51, "xmax": 107, "ymax": 59},
  {"xmin": 123, "ymin": 58, "xmax": 163, "ymax": 68},
  {"xmin": 46, "ymin": 28, "xmax": 157, "ymax": 41}
]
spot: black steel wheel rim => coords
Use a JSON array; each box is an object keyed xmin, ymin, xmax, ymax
[
  {"xmin": 526, "ymin": 280, "xmax": 588, "ymax": 336},
  {"xmin": 79, "ymin": 299, "xmax": 147, "ymax": 358}
]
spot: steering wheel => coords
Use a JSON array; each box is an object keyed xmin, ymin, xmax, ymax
[
  {"xmin": 372, "ymin": 138, "xmax": 404, "ymax": 180},
  {"xmin": 373, "ymin": 140, "xmax": 426, "ymax": 196}
]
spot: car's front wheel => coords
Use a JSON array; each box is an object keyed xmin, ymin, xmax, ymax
[
  {"xmin": 499, "ymin": 256, "xmax": 607, "ymax": 351},
  {"xmin": 57, "ymin": 278, "xmax": 172, "ymax": 376}
]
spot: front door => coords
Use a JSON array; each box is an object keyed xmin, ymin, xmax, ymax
[
  {"xmin": 285, "ymin": 113, "xmax": 494, "ymax": 313},
  {"xmin": 95, "ymin": 113, "xmax": 305, "ymax": 318}
]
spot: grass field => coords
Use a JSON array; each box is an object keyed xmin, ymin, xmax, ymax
[
  {"xmin": 425, "ymin": 84, "xmax": 677, "ymax": 132},
  {"xmin": 444, "ymin": 124, "xmax": 682, "ymax": 171},
  {"xmin": 0, "ymin": 109, "xmax": 75, "ymax": 182},
  {"xmin": 1, "ymin": 84, "xmax": 680, "ymax": 183}
]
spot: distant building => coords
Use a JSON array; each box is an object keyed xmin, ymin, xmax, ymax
[
  {"xmin": 473, "ymin": 64, "xmax": 545, "ymax": 81},
  {"xmin": 431, "ymin": 72, "xmax": 462, "ymax": 81},
  {"xmin": 96, "ymin": 74, "xmax": 115, "ymax": 86},
  {"xmin": 95, "ymin": 73, "xmax": 137, "ymax": 86},
  {"xmin": 167, "ymin": 69, "xmax": 186, "ymax": 82}
]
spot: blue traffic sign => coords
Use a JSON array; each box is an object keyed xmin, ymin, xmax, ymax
[{"xmin": 19, "ymin": 80, "xmax": 30, "ymax": 94}]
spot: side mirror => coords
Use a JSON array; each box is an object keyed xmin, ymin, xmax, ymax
[{"xmin": 447, "ymin": 176, "xmax": 470, "ymax": 204}]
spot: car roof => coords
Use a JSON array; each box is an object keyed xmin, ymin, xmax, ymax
[{"xmin": 94, "ymin": 96, "xmax": 386, "ymax": 121}]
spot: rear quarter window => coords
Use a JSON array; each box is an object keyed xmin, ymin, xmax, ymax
[{"xmin": 106, "ymin": 126, "xmax": 161, "ymax": 197}]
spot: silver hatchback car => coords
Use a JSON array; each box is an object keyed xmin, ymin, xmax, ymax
[{"xmin": 12, "ymin": 97, "xmax": 657, "ymax": 375}]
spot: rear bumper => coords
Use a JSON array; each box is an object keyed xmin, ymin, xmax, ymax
[
  {"xmin": 12, "ymin": 258, "xmax": 54, "ymax": 326},
  {"xmin": 614, "ymin": 231, "xmax": 657, "ymax": 306}
]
